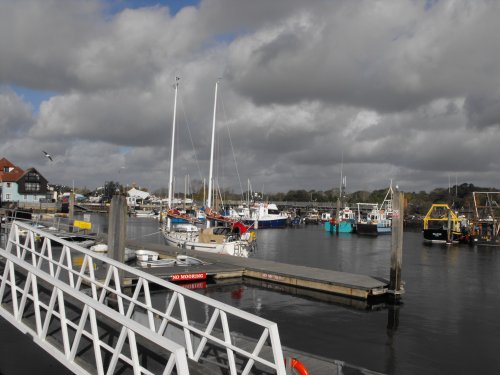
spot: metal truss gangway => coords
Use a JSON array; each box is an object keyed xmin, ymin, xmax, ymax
[{"xmin": 0, "ymin": 221, "xmax": 286, "ymax": 375}]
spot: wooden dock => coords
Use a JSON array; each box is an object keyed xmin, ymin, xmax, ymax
[{"xmin": 125, "ymin": 240, "xmax": 388, "ymax": 300}]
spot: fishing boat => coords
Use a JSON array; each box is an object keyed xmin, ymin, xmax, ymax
[
  {"xmin": 320, "ymin": 212, "xmax": 332, "ymax": 223},
  {"xmin": 304, "ymin": 209, "xmax": 320, "ymax": 225},
  {"xmin": 324, "ymin": 206, "xmax": 356, "ymax": 233},
  {"xmin": 422, "ymin": 204, "xmax": 469, "ymax": 244},
  {"xmin": 161, "ymin": 80, "xmax": 256, "ymax": 257},
  {"xmin": 355, "ymin": 184, "xmax": 394, "ymax": 236},
  {"xmin": 355, "ymin": 204, "xmax": 391, "ymax": 236},
  {"xmin": 470, "ymin": 191, "xmax": 500, "ymax": 246},
  {"xmin": 324, "ymin": 160, "xmax": 356, "ymax": 233}
]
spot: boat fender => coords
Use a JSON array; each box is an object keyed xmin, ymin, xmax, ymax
[{"xmin": 285, "ymin": 357, "xmax": 309, "ymax": 375}]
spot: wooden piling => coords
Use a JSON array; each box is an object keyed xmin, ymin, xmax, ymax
[
  {"xmin": 68, "ymin": 192, "xmax": 75, "ymax": 232},
  {"xmin": 336, "ymin": 199, "xmax": 340, "ymax": 234},
  {"xmin": 389, "ymin": 191, "xmax": 404, "ymax": 296},
  {"xmin": 108, "ymin": 194, "xmax": 127, "ymax": 284},
  {"xmin": 447, "ymin": 210, "xmax": 452, "ymax": 243}
]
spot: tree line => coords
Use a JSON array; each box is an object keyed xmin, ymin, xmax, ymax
[{"xmin": 67, "ymin": 181, "xmax": 498, "ymax": 216}]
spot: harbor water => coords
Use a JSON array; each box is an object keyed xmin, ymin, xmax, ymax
[{"xmin": 1, "ymin": 215, "xmax": 500, "ymax": 374}]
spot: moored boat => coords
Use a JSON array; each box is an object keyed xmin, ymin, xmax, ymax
[
  {"xmin": 161, "ymin": 80, "xmax": 256, "ymax": 257},
  {"xmin": 422, "ymin": 204, "xmax": 469, "ymax": 244},
  {"xmin": 470, "ymin": 191, "xmax": 500, "ymax": 246},
  {"xmin": 243, "ymin": 202, "xmax": 288, "ymax": 229},
  {"xmin": 304, "ymin": 209, "xmax": 320, "ymax": 225},
  {"xmin": 320, "ymin": 212, "xmax": 332, "ymax": 223},
  {"xmin": 134, "ymin": 208, "xmax": 159, "ymax": 219},
  {"xmin": 355, "ymin": 203, "xmax": 392, "ymax": 236},
  {"xmin": 135, "ymin": 249, "xmax": 160, "ymax": 262},
  {"xmin": 355, "ymin": 183, "xmax": 394, "ymax": 236},
  {"xmin": 89, "ymin": 244, "xmax": 136, "ymax": 262},
  {"xmin": 324, "ymin": 206, "xmax": 356, "ymax": 233},
  {"xmin": 136, "ymin": 254, "xmax": 207, "ymax": 268}
]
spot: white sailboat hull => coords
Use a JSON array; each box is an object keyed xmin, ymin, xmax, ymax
[{"xmin": 162, "ymin": 228, "xmax": 251, "ymax": 257}]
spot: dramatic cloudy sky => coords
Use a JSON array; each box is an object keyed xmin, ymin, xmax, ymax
[{"xmin": 1, "ymin": 0, "xmax": 499, "ymax": 195}]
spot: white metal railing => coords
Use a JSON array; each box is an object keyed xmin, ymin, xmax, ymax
[{"xmin": 0, "ymin": 221, "xmax": 286, "ymax": 375}]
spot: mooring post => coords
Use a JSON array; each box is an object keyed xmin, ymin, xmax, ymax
[
  {"xmin": 336, "ymin": 199, "xmax": 340, "ymax": 234},
  {"xmin": 447, "ymin": 209, "xmax": 452, "ymax": 244},
  {"xmin": 389, "ymin": 191, "xmax": 404, "ymax": 297},
  {"xmin": 108, "ymin": 194, "xmax": 127, "ymax": 285},
  {"xmin": 69, "ymin": 192, "xmax": 75, "ymax": 232}
]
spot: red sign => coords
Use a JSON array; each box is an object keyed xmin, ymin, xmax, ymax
[
  {"xmin": 171, "ymin": 273, "xmax": 207, "ymax": 282},
  {"xmin": 181, "ymin": 281, "xmax": 207, "ymax": 290}
]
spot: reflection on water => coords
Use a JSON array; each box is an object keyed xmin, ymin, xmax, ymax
[{"xmin": 2, "ymin": 216, "xmax": 500, "ymax": 374}]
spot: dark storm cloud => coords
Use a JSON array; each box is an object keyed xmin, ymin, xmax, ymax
[
  {"xmin": 465, "ymin": 93, "xmax": 500, "ymax": 129},
  {"xmin": 1, "ymin": 0, "xmax": 500, "ymax": 192},
  {"xmin": 0, "ymin": 87, "xmax": 34, "ymax": 136}
]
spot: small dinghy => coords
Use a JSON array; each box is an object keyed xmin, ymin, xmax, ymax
[
  {"xmin": 135, "ymin": 249, "xmax": 160, "ymax": 262},
  {"xmin": 136, "ymin": 253, "xmax": 208, "ymax": 268},
  {"xmin": 137, "ymin": 258, "xmax": 177, "ymax": 268},
  {"xmin": 175, "ymin": 254, "xmax": 206, "ymax": 266},
  {"xmin": 90, "ymin": 244, "xmax": 136, "ymax": 262}
]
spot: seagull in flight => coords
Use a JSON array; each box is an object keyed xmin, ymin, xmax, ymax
[{"xmin": 42, "ymin": 151, "xmax": 53, "ymax": 161}]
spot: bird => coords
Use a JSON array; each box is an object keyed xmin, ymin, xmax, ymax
[{"xmin": 42, "ymin": 151, "xmax": 53, "ymax": 161}]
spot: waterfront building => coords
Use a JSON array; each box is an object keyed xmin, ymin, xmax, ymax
[{"xmin": 0, "ymin": 157, "xmax": 49, "ymax": 204}]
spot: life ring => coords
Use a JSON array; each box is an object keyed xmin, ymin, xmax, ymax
[{"xmin": 287, "ymin": 358, "xmax": 309, "ymax": 375}]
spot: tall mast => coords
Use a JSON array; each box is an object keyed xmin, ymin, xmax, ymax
[
  {"xmin": 339, "ymin": 151, "xmax": 344, "ymax": 206},
  {"xmin": 203, "ymin": 178, "xmax": 206, "ymax": 207},
  {"xmin": 207, "ymin": 79, "xmax": 219, "ymax": 211},
  {"xmin": 168, "ymin": 77, "xmax": 179, "ymax": 213}
]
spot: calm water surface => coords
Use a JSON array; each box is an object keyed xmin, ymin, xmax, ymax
[{"xmin": 1, "ymin": 215, "xmax": 500, "ymax": 374}]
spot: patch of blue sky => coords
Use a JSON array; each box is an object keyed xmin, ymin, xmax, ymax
[
  {"xmin": 103, "ymin": 0, "xmax": 200, "ymax": 16},
  {"xmin": 216, "ymin": 31, "xmax": 241, "ymax": 44},
  {"xmin": 425, "ymin": 0, "xmax": 439, "ymax": 11},
  {"xmin": 119, "ymin": 146, "xmax": 133, "ymax": 154},
  {"xmin": 10, "ymin": 84, "xmax": 57, "ymax": 113}
]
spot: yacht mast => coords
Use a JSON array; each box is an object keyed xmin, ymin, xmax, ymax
[
  {"xmin": 167, "ymin": 77, "xmax": 179, "ymax": 228},
  {"xmin": 207, "ymin": 79, "xmax": 219, "ymax": 227}
]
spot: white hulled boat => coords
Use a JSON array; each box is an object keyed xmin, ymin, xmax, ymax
[{"xmin": 243, "ymin": 202, "xmax": 288, "ymax": 229}]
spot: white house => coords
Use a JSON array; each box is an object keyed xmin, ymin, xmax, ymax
[{"xmin": 127, "ymin": 187, "xmax": 150, "ymax": 206}]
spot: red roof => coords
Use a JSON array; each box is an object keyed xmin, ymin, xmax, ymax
[{"xmin": 0, "ymin": 157, "xmax": 25, "ymax": 182}]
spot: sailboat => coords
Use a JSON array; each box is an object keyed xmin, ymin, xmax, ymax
[{"xmin": 161, "ymin": 80, "xmax": 255, "ymax": 257}]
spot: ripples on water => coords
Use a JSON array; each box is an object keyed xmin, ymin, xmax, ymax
[
  {"xmin": 127, "ymin": 219, "xmax": 500, "ymax": 374},
  {"xmin": 2, "ymin": 216, "xmax": 500, "ymax": 374}
]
